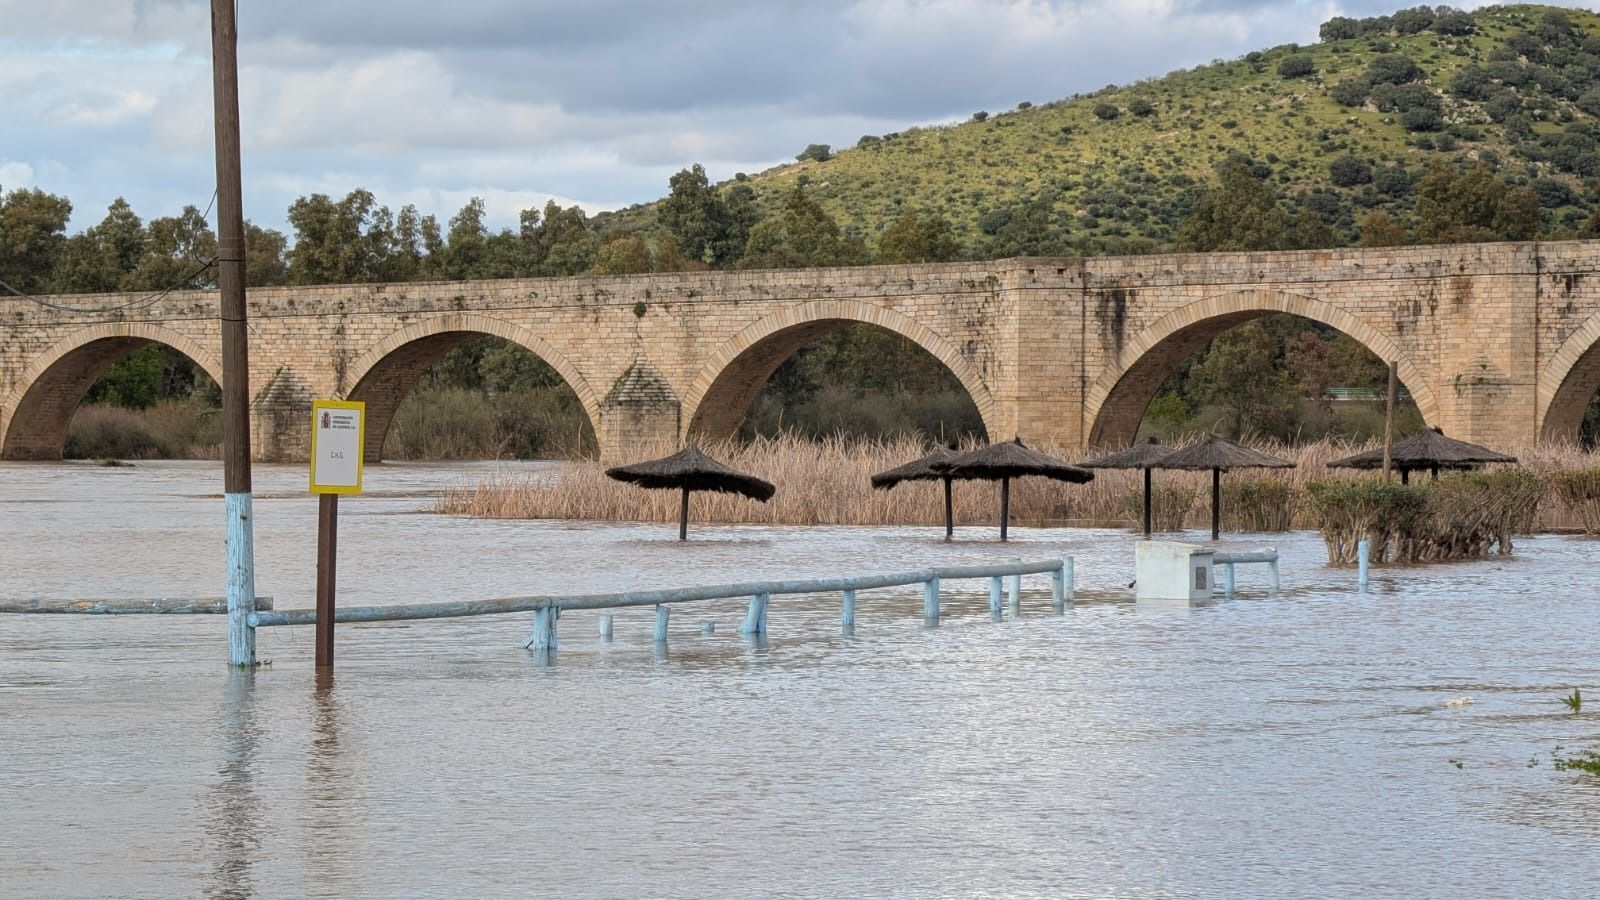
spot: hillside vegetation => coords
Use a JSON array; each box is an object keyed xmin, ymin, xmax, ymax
[
  {"xmin": 12, "ymin": 4, "xmax": 1600, "ymax": 457},
  {"xmin": 600, "ymin": 4, "xmax": 1600, "ymax": 255}
]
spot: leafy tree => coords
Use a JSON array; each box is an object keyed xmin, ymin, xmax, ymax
[
  {"xmin": 286, "ymin": 189, "xmax": 389, "ymax": 284},
  {"xmin": 1320, "ymin": 17, "xmax": 1360, "ymax": 41},
  {"xmin": 1415, "ymin": 161, "xmax": 1541, "ymax": 243},
  {"xmin": 1366, "ymin": 53, "xmax": 1423, "ymax": 85},
  {"xmin": 875, "ymin": 210, "xmax": 962, "ymax": 264},
  {"xmin": 1190, "ymin": 321, "xmax": 1295, "ymax": 438},
  {"xmin": 796, "ymin": 143, "xmax": 832, "ymax": 163},
  {"xmin": 592, "ymin": 234, "xmax": 653, "ymax": 275},
  {"xmin": 0, "ymin": 186, "xmax": 72, "ymax": 293},
  {"xmin": 1093, "ymin": 102, "xmax": 1120, "ymax": 120},
  {"xmin": 129, "ymin": 205, "xmax": 216, "ymax": 291},
  {"xmin": 1128, "ymin": 97, "xmax": 1156, "ymax": 117},
  {"xmin": 738, "ymin": 187, "xmax": 864, "ymax": 269},
  {"xmin": 51, "ymin": 198, "xmax": 146, "ymax": 293},
  {"xmin": 1175, "ymin": 159, "xmax": 1290, "ymax": 252},
  {"xmin": 1278, "ymin": 55, "xmax": 1314, "ymax": 78},
  {"xmin": 661, "ymin": 164, "xmax": 738, "ymax": 267},
  {"xmin": 971, "ymin": 111, "xmax": 988, "ymax": 123},
  {"xmin": 244, "ymin": 222, "xmax": 289, "ymax": 287},
  {"xmin": 1358, "ymin": 211, "xmax": 1409, "ymax": 247},
  {"xmin": 1330, "ymin": 78, "xmax": 1370, "ymax": 107},
  {"xmin": 525, "ymin": 201, "xmax": 598, "ymax": 276},
  {"xmin": 1329, "ymin": 156, "xmax": 1373, "ymax": 187}
]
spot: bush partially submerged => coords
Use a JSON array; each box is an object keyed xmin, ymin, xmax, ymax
[
  {"xmin": 1222, "ymin": 478, "xmax": 1297, "ymax": 532},
  {"xmin": 1552, "ymin": 468, "xmax": 1600, "ymax": 534},
  {"xmin": 1305, "ymin": 469, "xmax": 1542, "ymax": 565},
  {"xmin": 1122, "ymin": 484, "xmax": 1199, "ymax": 532}
]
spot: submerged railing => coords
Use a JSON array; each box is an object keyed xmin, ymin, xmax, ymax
[
  {"xmin": 252, "ymin": 557, "xmax": 1076, "ymax": 651},
  {"xmin": 0, "ymin": 596, "xmax": 273, "ymax": 614}
]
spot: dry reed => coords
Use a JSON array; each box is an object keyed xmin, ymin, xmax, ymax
[{"xmin": 439, "ymin": 433, "xmax": 1600, "ymax": 530}]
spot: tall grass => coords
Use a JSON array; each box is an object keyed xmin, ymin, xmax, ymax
[
  {"xmin": 384, "ymin": 385, "xmax": 596, "ymax": 460},
  {"xmin": 439, "ymin": 433, "xmax": 1600, "ymax": 530},
  {"xmin": 65, "ymin": 401, "xmax": 221, "ymax": 460}
]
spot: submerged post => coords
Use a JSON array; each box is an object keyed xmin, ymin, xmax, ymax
[
  {"xmin": 315, "ymin": 493, "xmax": 338, "ymax": 667},
  {"xmin": 653, "ymin": 604, "xmax": 670, "ymax": 642},
  {"xmin": 1223, "ymin": 562, "xmax": 1236, "ymax": 598},
  {"xmin": 212, "ymin": 0, "xmax": 256, "ymax": 668},
  {"xmin": 740, "ymin": 593, "xmax": 769, "ymax": 635},
  {"xmin": 1064, "ymin": 557, "xmax": 1076, "ymax": 607},
  {"xmin": 1267, "ymin": 548, "xmax": 1280, "ymax": 595},
  {"xmin": 521, "ymin": 606, "xmax": 558, "ymax": 651},
  {"xmin": 841, "ymin": 589, "xmax": 856, "ymax": 629},
  {"xmin": 923, "ymin": 576, "xmax": 940, "ymax": 624},
  {"xmin": 1051, "ymin": 562, "xmax": 1065, "ymax": 612},
  {"xmin": 598, "ymin": 614, "xmax": 614, "ymax": 641},
  {"xmin": 989, "ymin": 576, "xmax": 1003, "ymax": 616},
  {"xmin": 1008, "ymin": 560, "xmax": 1022, "ymax": 616},
  {"xmin": 1357, "ymin": 539, "xmax": 1371, "ymax": 591}
]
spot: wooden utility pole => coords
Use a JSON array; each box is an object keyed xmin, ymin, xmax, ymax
[
  {"xmin": 1382, "ymin": 360, "xmax": 1398, "ymax": 484},
  {"xmin": 211, "ymin": 0, "xmax": 258, "ymax": 666}
]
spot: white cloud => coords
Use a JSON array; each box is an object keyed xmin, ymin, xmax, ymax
[{"xmin": 0, "ymin": 160, "xmax": 36, "ymax": 188}]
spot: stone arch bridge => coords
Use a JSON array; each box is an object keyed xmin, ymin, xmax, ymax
[{"xmin": 6, "ymin": 241, "xmax": 1600, "ymax": 463}]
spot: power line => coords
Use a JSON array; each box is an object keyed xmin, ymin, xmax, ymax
[{"xmin": 0, "ymin": 255, "xmax": 219, "ymax": 315}]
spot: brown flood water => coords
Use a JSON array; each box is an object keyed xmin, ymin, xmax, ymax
[{"xmin": 1, "ymin": 460, "xmax": 1598, "ymax": 898}]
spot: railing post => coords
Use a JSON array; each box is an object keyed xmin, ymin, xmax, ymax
[
  {"xmin": 1051, "ymin": 563, "xmax": 1065, "ymax": 613},
  {"xmin": 598, "ymin": 614, "xmax": 614, "ymax": 641},
  {"xmin": 923, "ymin": 576, "xmax": 940, "ymax": 624},
  {"xmin": 841, "ymin": 589, "xmax": 856, "ymax": 629},
  {"xmin": 1008, "ymin": 559, "xmax": 1022, "ymax": 616},
  {"xmin": 740, "ymin": 593, "xmax": 769, "ymax": 635},
  {"xmin": 1223, "ymin": 562, "xmax": 1236, "ymax": 598},
  {"xmin": 1064, "ymin": 557, "xmax": 1076, "ymax": 607},
  {"xmin": 521, "ymin": 605, "xmax": 558, "ymax": 651},
  {"xmin": 989, "ymin": 576, "xmax": 1003, "ymax": 616},
  {"xmin": 1267, "ymin": 549, "xmax": 1280, "ymax": 595},
  {"xmin": 1357, "ymin": 538, "xmax": 1371, "ymax": 591},
  {"xmin": 653, "ymin": 604, "xmax": 670, "ymax": 642}
]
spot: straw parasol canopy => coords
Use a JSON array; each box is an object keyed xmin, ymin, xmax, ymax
[
  {"xmin": 871, "ymin": 446, "xmax": 961, "ymax": 541},
  {"xmin": 1327, "ymin": 428, "xmax": 1517, "ymax": 483},
  {"xmin": 605, "ymin": 444, "xmax": 776, "ymax": 541},
  {"xmin": 932, "ymin": 437, "xmax": 1094, "ymax": 541},
  {"xmin": 1150, "ymin": 435, "xmax": 1294, "ymax": 541},
  {"xmin": 1081, "ymin": 436, "xmax": 1169, "ymax": 539}
]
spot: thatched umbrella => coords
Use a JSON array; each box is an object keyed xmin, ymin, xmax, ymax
[
  {"xmin": 1327, "ymin": 428, "xmax": 1517, "ymax": 484},
  {"xmin": 871, "ymin": 446, "xmax": 960, "ymax": 541},
  {"xmin": 1081, "ymin": 436, "xmax": 1169, "ymax": 539},
  {"xmin": 1151, "ymin": 435, "xmax": 1294, "ymax": 541},
  {"xmin": 933, "ymin": 437, "xmax": 1094, "ymax": 542},
  {"xmin": 605, "ymin": 444, "xmax": 776, "ymax": 541}
]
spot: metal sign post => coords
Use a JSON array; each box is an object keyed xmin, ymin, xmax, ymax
[{"xmin": 309, "ymin": 400, "xmax": 365, "ymax": 669}]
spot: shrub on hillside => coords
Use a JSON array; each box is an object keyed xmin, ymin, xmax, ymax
[
  {"xmin": 1278, "ymin": 55, "xmax": 1315, "ymax": 78},
  {"xmin": 1093, "ymin": 102, "xmax": 1121, "ymax": 120},
  {"xmin": 1366, "ymin": 53, "xmax": 1423, "ymax": 85},
  {"xmin": 1329, "ymin": 155, "xmax": 1373, "ymax": 187}
]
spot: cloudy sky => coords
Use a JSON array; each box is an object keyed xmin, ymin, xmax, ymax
[{"xmin": 0, "ymin": 1, "xmax": 1583, "ymax": 234}]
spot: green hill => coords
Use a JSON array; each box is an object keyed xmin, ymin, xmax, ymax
[{"xmin": 598, "ymin": 4, "xmax": 1600, "ymax": 255}]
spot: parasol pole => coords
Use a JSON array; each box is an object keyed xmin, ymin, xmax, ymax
[
  {"xmin": 1142, "ymin": 466, "xmax": 1153, "ymax": 539},
  {"xmin": 999, "ymin": 476, "xmax": 1010, "ymax": 542},
  {"xmin": 678, "ymin": 485, "xmax": 689, "ymax": 541},
  {"xmin": 943, "ymin": 476, "xmax": 954, "ymax": 542},
  {"xmin": 1382, "ymin": 360, "xmax": 1397, "ymax": 484},
  {"xmin": 1210, "ymin": 468, "xmax": 1221, "ymax": 541}
]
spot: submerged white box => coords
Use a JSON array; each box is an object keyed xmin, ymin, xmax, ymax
[{"xmin": 1136, "ymin": 541, "xmax": 1214, "ymax": 602}]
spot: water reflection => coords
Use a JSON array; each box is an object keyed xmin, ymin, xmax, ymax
[{"xmin": 204, "ymin": 671, "xmax": 261, "ymax": 900}]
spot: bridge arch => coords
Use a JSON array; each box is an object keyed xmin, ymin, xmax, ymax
[
  {"xmin": 344, "ymin": 313, "xmax": 601, "ymax": 462},
  {"xmin": 1537, "ymin": 310, "xmax": 1600, "ymax": 443},
  {"xmin": 680, "ymin": 299, "xmax": 997, "ymax": 444},
  {"xmin": 1084, "ymin": 288, "xmax": 1438, "ymax": 448},
  {"xmin": 1, "ymin": 323, "xmax": 223, "ymax": 460}
]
